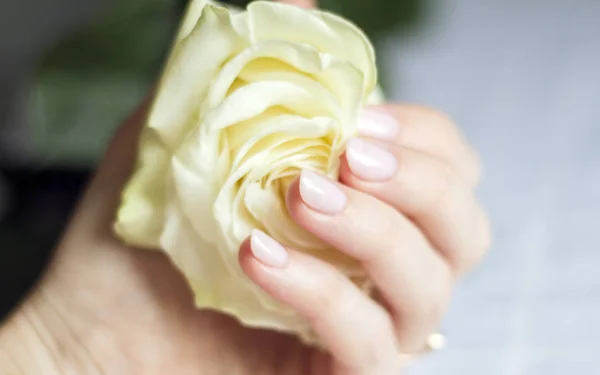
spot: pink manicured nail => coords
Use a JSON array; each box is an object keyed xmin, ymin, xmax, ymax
[
  {"xmin": 346, "ymin": 138, "xmax": 397, "ymax": 181},
  {"xmin": 250, "ymin": 229, "xmax": 289, "ymax": 268},
  {"xmin": 299, "ymin": 170, "xmax": 347, "ymax": 214},
  {"xmin": 357, "ymin": 108, "xmax": 399, "ymax": 140}
]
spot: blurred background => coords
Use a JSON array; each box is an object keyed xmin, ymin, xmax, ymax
[{"xmin": 0, "ymin": 0, "xmax": 599, "ymax": 374}]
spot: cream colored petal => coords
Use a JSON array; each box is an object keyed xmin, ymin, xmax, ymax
[
  {"xmin": 246, "ymin": 1, "xmax": 377, "ymax": 96},
  {"xmin": 215, "ymin": 141, "xmax": 326, "ymax": 254},
  {"xmin": 367, "ymin": 85, "xmax": 387, "ymax": 105},
  {"xmin": 114, "ymin": 128, "xmax": 169, "ymax": 249},
  {"xmin": 176, "ymin": 0, "xmax": 249, "ymax": 41},
  {"xmin": 238, "ymin": 66, "xmax": 360, "ymax": 150},
  {"xmin": 149, "ymin": 4, "xmax": 247, "ymax": 150},
  {"xmin": 237, "ymin": 68, "xmax": 344, "ymax": 120},
  {"xmin": 116, "ymin": 0, "xmax": 379, "ymax": 347},
  {"xmin": 213, "ymin": 135, "xmax": 331, "ymax": 268},
  {"xmin": 226, "ymin": 139, "xmax": 330, "ymax": 201},
  {"xmin": 160, "ymin": 198, "xmax": 311, "ymax": 333},
  {"xmin": 173, "ymin": 105, "xmax": 337, "ymax": 239},
  {"xmin": 176, "ymin": 0, "xmax": 213, "ymax": 41},
  {"xmin": 244, "ymin": 181, "xmax": 322, "ymax": 245},
  {"xmin": 311, "ymin": 9, "xmax": 377, "ymax": 95},
  {"xmin": 202, "ymin": 81, "xmax": 339, "ymax": 134},
  {"xmin": 161, "ymin": 200, "xmax": 219, "ymax": 306},
  {"xmin": 206, "ymin": 40, "xmax": 365, "ymax": 117},
  {"xmin": 169, "ymin": 156, "xmax": 220, "ymax": 244},
  {"xmin": 227, "ymin": 113, "xmax": 334, "ymax": 170}
]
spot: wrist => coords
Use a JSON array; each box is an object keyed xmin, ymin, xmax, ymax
[
  {"xmin": 0, "ymin": 282, "xmax": 100, "ymax": 375},
  {"xmin": 0, "ymin": 296, "xmax": 62, "ymax": 375}
]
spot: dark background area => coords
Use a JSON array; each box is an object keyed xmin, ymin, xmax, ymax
[{"xmin": 0, "ymin": 0, "xmax": 426, "ymax": 321}]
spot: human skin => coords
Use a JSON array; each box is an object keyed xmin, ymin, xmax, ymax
[{"xmin": 0, "ymin": 1, "xmax": 490, "ymax": 374}]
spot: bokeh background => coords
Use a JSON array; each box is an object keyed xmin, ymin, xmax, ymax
[{"xmin": 1, "ymin": 0, "xmax": 599, "ymax": 374}]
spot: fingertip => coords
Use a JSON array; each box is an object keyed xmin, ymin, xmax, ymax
[
  {"xmin": 240, "ymin": 230, "xmax": 290, "ymax": 273},
  {"xmin": 285, "ymin": 175, "xmax": 304, "ymax": 219},
  {"xmin": 238, "ymin": 235, "xmax": 278, "ymax": 290},
  {"xmin": 277, "ymin": 0, "xmax": 315, "ymax": 9},
  {"xmin": 337, "ymin": 153, "xmax": 357, "ymax": 186},
  {"xmin": 238, "ymin": 236, "xmax": 254, "ymax": 272}
]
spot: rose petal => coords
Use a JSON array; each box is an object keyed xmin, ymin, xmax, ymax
[
  {"xmin": 149, "ymin": 4, "xmax": 247, "ymax": 149},
  {"xmin": 246, "ymin": 1, "xmax": 377, "ymax": 95},
  {"xmin": 114, "ymin": 128, "xmax": 169, "ymax": 248},
  {"xmin": 161, "ymin": 197, "xmax": 309, "ymax": 331},
  {"xmin": 115, "ymin": 1, "xmax": 379, "ymax": 345},
  {"xmin": 203, "ymin": 80, "xmax": 339, "ymax": 133},
  {"xmin": 206, "ymin": 40, "xmax": 365, "ymax": 118}
]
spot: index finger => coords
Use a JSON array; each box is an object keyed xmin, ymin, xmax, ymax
[{"xmin": 357, "ymin": 104, "xmax": 482, "ymax": 186}]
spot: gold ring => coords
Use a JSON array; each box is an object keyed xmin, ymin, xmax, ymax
[
  {"xmin": 425, "ymin": 332, "xmax": 447, "ymax": 352},
  {"xmin": 399, "ymin": 333, "xmax": 447, "ymax": 362}
]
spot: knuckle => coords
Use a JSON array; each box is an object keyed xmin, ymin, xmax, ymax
[
  {"xmin": 307, "ymin": 270, "xmax": 349, "ymax": 322},
  {"xmin": 407, "ymin": 105, "xmax": 456, "ymax": 134},
  {"xmin": 394, "ymin": 272, "xmax": 451, "ymax": 353},
  {"xmin": 402, "ymin": 104, "xmax": 481, "ymax": 185},
  {"xmin": 460, "ymin": 206, "xmax": 492, "ymax": 272},
  {"xmin": 369, "ymin": 307, "xmax": 396, "ymax": 342},
  {"xmin": 473, "ymin": 212, "xmax": 493, "ymax": 265},
  {"xmin": 430, "ymin": 162, "xmax": 462, "ymax": 211},
  {"xmin": 355, "ymin": 201, "xmax": 405, "ymax": 264},
  {"xmin": 412, "ymin": 262, "xmax": 453, "ymax": 327},
  {"xmin": 468, "ymin": 150, "xmax": 484, "ymax": 185},
  {"xmin": 360, "ymin": 307, "xmax": 396, "ymax": 363},
  {"xmin": 424, "ymin": 264, "xmax": 453, "ymax": 324}
]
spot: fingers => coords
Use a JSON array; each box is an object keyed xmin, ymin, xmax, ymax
[
  {"xmin": 239, "ymin": 230, "xmax": 401, "ymax": 374},
  {"xmin": 357, "ymin": 104, "xmax": 481, "ymax": 186},
  {"xmin": 287, "ymin": 171, "xmax": 452, "ymax": 352},
  {"xmin": 277, "ymin": 0, "xmax": 316, "ymax": 8},
  {"xmin": 339, "ymin": 139, "xmax": 491, "ymax": 273}
]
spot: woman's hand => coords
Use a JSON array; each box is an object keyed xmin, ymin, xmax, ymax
[
  {"xmin": 0, "ymin": 100, "xmax": 489, "ymax": 375},
  {"xmin": 0, "ymin": 3, "xmax": 490, "ymax": 375},
  {"xmin": 239, "ymin": 103, "xmax": 490, "ymax": 373}
]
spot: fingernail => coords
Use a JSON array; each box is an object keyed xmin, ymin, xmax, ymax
[
  {"xmin": 346, "ymin": 138, "xmax": 397, "ymax": 181},
  {"xmin": 299, "ymin": 170, "xmax": 347, "ymax": 214},
  {"xmin": 250, "ymin": 229, "xmax": 289, "ymax": 268},
  {"xmin": 357, "ymin": 108, "xmax": 399, "ymax": 140}
]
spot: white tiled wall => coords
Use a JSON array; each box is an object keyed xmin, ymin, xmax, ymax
[{"xmin": 381, "ymin": 1, "xmax": 600, "ymax": 374}]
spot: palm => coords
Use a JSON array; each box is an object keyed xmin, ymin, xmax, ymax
[
  {"xmin": 49, "ymin": 234, "xmax": 331, "ymax": 375},
  {"xmin": 41, "ymin": 90, "xmax": 334, "ymax": 375}
]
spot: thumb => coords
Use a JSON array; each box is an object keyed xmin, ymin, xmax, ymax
[
  {"xmin": 278, "ymin": 0, "xmax": 316, "ymax": 9},
  {"xmin": 66, "ymin": 95, "xmax": 152, "ymax": 239}
]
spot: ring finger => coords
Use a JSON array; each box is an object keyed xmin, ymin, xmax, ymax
[
  {"xmin": 339, "ymin": 138, "xmax": 490, "ymax": 273},
  {"xmin": 286, "ymin": 171, "xmax": 453, "ymax": 352},
  {"xmin": 239, "ymin": 231, "xmax": 401, "ymax": 374}
]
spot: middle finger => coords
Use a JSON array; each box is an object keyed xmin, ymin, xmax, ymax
[
  {"xmin": 339, "ymin": 138, "xmax": 491, "ymax": 273},
  {"xmin": 286, "ymin": 170, "xmax": 453, "ymax": 352}
]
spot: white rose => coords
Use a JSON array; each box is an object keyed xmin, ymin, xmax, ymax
[{"xmin": 114, "ymin": 0, "xmax": 380, "ymax": 343}]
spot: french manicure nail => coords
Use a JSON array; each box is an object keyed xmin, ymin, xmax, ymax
[
  {"xmin": 299, "ymin": 170, "xmax": 347, "ymax": 214},
  {"xmin": 250, "ymin": 229, "xmax": 289, "ymax": 268},
  {"xmin": 346, "ymin": 138, "xmax": 397, "ymax": 181},
  {"xmin": 357, "ymin": 108, "xmax": 399, "ymax": 140}
]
